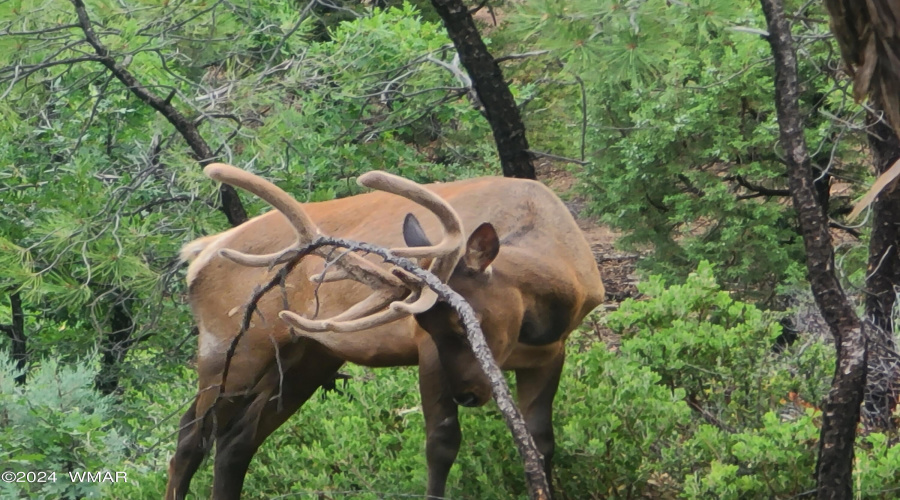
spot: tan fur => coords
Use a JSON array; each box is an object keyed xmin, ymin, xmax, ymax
[{"xmin": 166, "ymin": 169, "xmax": 605, "ymax": 500}]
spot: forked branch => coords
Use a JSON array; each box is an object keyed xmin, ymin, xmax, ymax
[{"xmin": 218, "ymin": 236, "xmax": 551, "ymax": 500}]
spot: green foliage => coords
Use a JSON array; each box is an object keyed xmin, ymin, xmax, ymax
[
  {"xmin": 2, "ymin": 2, "xmax": 899, "ymax": 499},
  {"xmin": 0, "ymin": 350, "xmax": 125, "ymax": 499},
  {"xmin": 605, "ymin": 262, "xmax": 826, "ymax": 497},
  {"xmin": 603, "ymin": 263, "xmax": 898, "ymax": 499},
  {"xmin": 855, "ymin": 433, "xmax": 900, "ymax": 499},
  {"xmin": 506, "ymin": 0, "xmax": 867, "ymax": 297},
  {"xmin": 554, "ymin": 346, "xmax": 691, "ymax": 498},
  {"xmin": 681, "ymin": 412, "xmax": 819, "ymax": 499},
  {"xmin": 610, "ymin": 262, "xmax": 783, "ymax": 427}
]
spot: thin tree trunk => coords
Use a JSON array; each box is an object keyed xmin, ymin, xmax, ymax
[
  {"xmin": 759, "ymin": 1, "xmax": 867, "ymax": 498},
  {"xmin": 1, "ymin": 291, "xmax": 27, "ymax": 384},
  {"xmin": 429, "ymin": 0, "xmax": 536, "ymax": 179},
  {"xmin": 96, "ymin": 297, "xmax": 135, "ymax": 395},
  {"xmin": 862, "ymin": 110, "xmax": 900, "ymax": 431}
]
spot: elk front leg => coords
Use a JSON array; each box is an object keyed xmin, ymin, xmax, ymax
[
  {"xmin": 515, "ymin": 348, "xmax": 565, "ymax": 491},
  {"xmin": 418, "ymin": 337, "xmax": 461, "ymax": 499}
]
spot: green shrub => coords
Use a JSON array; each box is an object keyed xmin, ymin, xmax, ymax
[
  {"xmin": 606, "ymin": 261, "xmax": 838, "ymax": 498},
  {"xmin": 682, "ymin": 411, "xmax": 819, "ymax": 499},
  {"xmin": 609, "ymin": 261, "xmax": 783, "ymax": 428},
  {"xmin": 554, "ymin": 345, "xmax": 690, "ymax": 499},
  {"xmin": 0, "ymin": 349, "xmax": 125, "ymax": 499},
  {"xmin": 853, "ymin": 432, "xmax": 900, "ymax": 499}
]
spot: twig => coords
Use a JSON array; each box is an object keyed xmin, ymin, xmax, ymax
[
  {"xmin": 573, "ymin": 74, "xmax": 587, "ymax": 162},
  {"xmin": 526, "ymin": 149, "xmax": 588, "ymax": 166},
  {"xmin": 495, "ymin": 50, "xmax": 550, "ymax": 63},
  {"xmin": 732, "ymin": 174, "xmax": 791, "ymax": 197}
]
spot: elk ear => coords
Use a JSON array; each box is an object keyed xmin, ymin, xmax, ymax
[
  {"xmin": 402, "ymin": 213, "xmax": 432, "ymax": 247},
  {"xmin": 461, "ymin": 223, "xmax": 499, "ymax": 273}
]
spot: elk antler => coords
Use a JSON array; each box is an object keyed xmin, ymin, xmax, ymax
[
  {"xmin": 203, "ymin": 164, "xmax": 466, "ymax": 333},
  {"xmin": 205, "ymin": 163, "xmax": 404, "ymax": 291}
]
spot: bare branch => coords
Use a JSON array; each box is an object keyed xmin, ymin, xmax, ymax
[
  {"xmin": 526, "ymin": 149, "xmax": 588, "ymax": 166},
  {"xmin": 495, "ymin": 50, "xmax": 550, "ymax": 63},
  {"xmin": 0, "ymin": 23, "xmax": 81, "ymax": 36},
  {"xmin": 216, "ymin": 236, "xmax": 550, "ymax": 500},
  {"xmin": 732, "ymin": 174, "xmax": 791, "ymax": 197}
]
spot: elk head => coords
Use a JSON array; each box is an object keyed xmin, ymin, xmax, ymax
[{"xmin": 403, "ymin": 215, "xmax": 501, "ymax": 407}]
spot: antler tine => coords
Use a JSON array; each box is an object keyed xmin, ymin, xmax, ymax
[
  {"xmin": 357, "ymin": 171, "xmax": 466, "ymax": 281},
  {"xmin": 305, "ymin": 288, "xmax": 402, "ymax": 326},
  {"xmin": 219, "ymin": 246, "xmax": 299, "ymax": 267},
  {"xmin": 204, "ymin": 164, "xmax": 404, "ymax": 290},
  {"xmin": 278, "ymin": 172, "xmax": 465, "ymax": 334},
  {"xmin": 205, "ymin": 164, "xmax": 318, "ymax": 241},
  {"xmin": 279, "ymin": 289, "xmax": 431, "ymax": 333}
]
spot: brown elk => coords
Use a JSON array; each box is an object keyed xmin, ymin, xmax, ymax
[{"xmin": 165, "ymin": 163, "xmax": 604, "ymax": 500}]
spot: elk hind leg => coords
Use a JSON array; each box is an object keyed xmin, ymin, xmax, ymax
[
  {"xmin": 166, "ymin": 398, "xmax": 213, "ymax": 500},
  {"xmin": 211, "ymin": 346, "xmax": 344, "ymax": 499},
  {"xmin": 515, "ymin": 349, "xmax": 565, "ymax": 488}
]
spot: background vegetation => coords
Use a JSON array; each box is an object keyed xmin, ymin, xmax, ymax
[{"xmin": 1, "ymin": 0, "xmax": 898, "ymax": 498}]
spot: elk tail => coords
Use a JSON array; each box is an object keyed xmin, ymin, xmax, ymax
[{"xmin": 179, "ymin": 235, "xmax": 222, "ymax": 264}]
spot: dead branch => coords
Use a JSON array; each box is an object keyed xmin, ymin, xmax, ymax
[
  {"xmin": 217, "ymin": 235, "xmax": 551, "ymax": 500},
  {"xmin": 526, "ymin": 150, "xmax": 588, "ymax": 166},
  {"xmin": 495, "ymin": 50, "xmax": 551, "ymax": 63},
  {"xmin": 732, "ymin": 174, "xmax": 792, "ymax": 197}
]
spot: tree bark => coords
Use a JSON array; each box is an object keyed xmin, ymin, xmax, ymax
[
  {"xmin": 759, "ymin": 1, "xmax": 867, "ymax": 498},
  {"xmin": 70, "ymin": 0, "xmax": 247, "ymax": 226},
  {"xmin": 96, "ymin": 297, "xmax": 135, "ymax": 395},
  {"xmin": 862, "ymin": 111, "xmax": 900, "ymax": 430},
  {"xmin": 1, "ymin": 291, "xmax": 27, "ymax": 384},
  {"xmin": 429, "ymin": 0, "xmax": 536, "ymax": 179}
]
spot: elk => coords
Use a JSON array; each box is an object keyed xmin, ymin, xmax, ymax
[{"xmin": 165, "ymin": 163, "xmax": 605, "ymax": 500}]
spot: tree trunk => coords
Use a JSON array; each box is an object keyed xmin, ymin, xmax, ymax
[
  {"xmin": 862, "ymin": 110, "xmax": 900, "ymax": 431},
  {"xmin": 96, "ymin": 297, "xmax": 135, "ymax": 395},
  {"xmin": 429, "ymin": 0, "xmax": 536, "ymax": 179},
  {"xmin": 759, "ymin": 1, "xmax": 867, "ymax": 498},
  {"xmin": 1, "ymin": 291, "xmax": 27, "ymax": 384}
]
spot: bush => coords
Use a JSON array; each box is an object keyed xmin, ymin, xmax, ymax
[
  {"xmin": 72, "ymin": 262, "xmax": 900, "ymax": 499},
  {"xmin": 609, "ymin": 261, "xmax": 789, "ymax": 429},
  {"xmin": 0, "ymin": 350, "xmax": 125, "ymax": 499},
  {"xmin": 607, "ymin": 261, "xmax": 834, "ymax": 498},
  {"xmin": 554, "ymin": 345, "xmax": 690, "ymax": 499}
]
